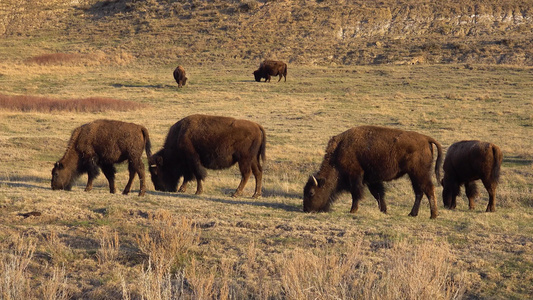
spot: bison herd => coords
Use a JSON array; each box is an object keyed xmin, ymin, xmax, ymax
[{"xmin": 52, "ymin": 62, "xmax": 503, "ymax": 219}]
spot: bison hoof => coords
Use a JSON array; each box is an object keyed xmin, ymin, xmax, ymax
[
  {"xmin": 252, "ymin": 193, "xmax": 262, "ymax": 199},
  {"xmin": 408, "ymin": 212, "xmax": 418, "ymax": 217}
]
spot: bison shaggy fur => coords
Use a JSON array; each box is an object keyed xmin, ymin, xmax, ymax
[
  {"xmin": 51, "ymin": 119, "xmax": 152, "ymax": 196},
  {"xmin": 304, "ymin": 126, "xmax": 443, "ymax": 219},
  {"xmin": 253, "ymin": 60, "xmax": 287, "ymax": 82},
  {"xmin": 148, "ymin": 114, "xmax": 266, "ymax": 198},
  {"xmin": 173, "ymin": 65, "xmax": 187, "ymax": 88},
  {"xmin": 442, "ymin": 140, "xmax": 503, "ymax": 212}
]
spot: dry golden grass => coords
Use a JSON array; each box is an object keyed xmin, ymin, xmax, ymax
[
  {"xmin": 0, "ymin": 93, "xmax": 146, "ymax": 112},
  {"xmin": 0, "ymin": 61, "xmax": 531, "ymax": 299}
]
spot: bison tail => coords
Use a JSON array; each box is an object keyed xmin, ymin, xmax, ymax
[
  {"xmin": 430, "ymin": 138, "xmax": 443, "ymax": 184},
  {"xmin": 258, "ymin": 126, "xmax": 267, "ymax": 165},
  {"xmin": 491, "ymin": 144, "xmax": 503, "ymax": 183},
  {"xmin": 142, "ymin": 127, "xmax": 152, "ymax": 159}
]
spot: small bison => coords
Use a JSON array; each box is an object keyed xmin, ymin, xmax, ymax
[
  {"xmin": 149, "ymin": 114, "xmax": 266, "ymax": 198},
  {"xmin": 51, "ymin": 119, "xmax": 152, "ymax": 196},
  {"xmin": 442, "ymin": 140, "xmax": 503, "ymax": 212},
  {"xmin": 304, "ymin": 126, "xmax": 443, "ymax": 219},
  {"xmin": 253, "ymin": 60, "xmax": 287, "ymax": 82},
  {"xmin": 173, "ymin": 65, "xmax": 187, "ymax": 88}
]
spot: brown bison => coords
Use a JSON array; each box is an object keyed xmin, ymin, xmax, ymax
[
  {"xmin": 442, "ymin": 140, "xmax": 503, "ymax": 212},
  {"xmin": 173, "ymin": 65, "xmax": 187, "ymax": 88},
  {"xmin": 303, "ymin": 126, "xmax": 443, "ymax": 219},
  {"xmin": 148, "ymin": 114, "xmax": 266, "ymax": 198},
  {"xmin": 51, "ymin": 119, "xmax": 152, "ymax": 196},
  {"xmin": 253, "ymin": 60, "xmax": 287, "ymax": 82}
]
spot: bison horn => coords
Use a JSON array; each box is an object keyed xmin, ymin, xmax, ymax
[{"xmin": 311, "ymin": 175, "xmax": 318, "ymax": 186}]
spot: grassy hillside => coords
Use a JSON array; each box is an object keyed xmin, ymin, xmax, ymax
[
  {"xmin": 0, "ymin": 0, "xmax": 532, "ymax": 299},
  {"xmin": 1, "ymin": 0, "xmax": 532, "ymax": 65}
]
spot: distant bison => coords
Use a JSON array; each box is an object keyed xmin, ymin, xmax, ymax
[
  {"xmin": 304, "ymin": 126, "xmax": 443, "ymax": 219},
  {"xmin": 173, "ymin": 65, "xmax": 187, "ymax": 87},
  {"xmin": 51, "ymin": 119, "xmax": 152, "ymax": 196},
  {"xmin": 253, "ymin": 60, "xmax": 287, "ymax": 82},
  {"xmin": 149, "ymin": 114, "xmax": 266, "ymax": 198},
  {"xmin": 442, "ymin": 140, "xmax": 503, "ymax": 212}
]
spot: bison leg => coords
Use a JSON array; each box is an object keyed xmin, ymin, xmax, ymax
[
  {"xmin": 465, "ymin": 181, "xmax": 479, "ymax": 210},
  {"xmin": 442, "ymin": 179, "xmax": 460, "ymax": 209},
  {"xmin": 277, "ymin": 74, "xmax": 282, "ymax": 82},
  {"xmin": 85, "ymin": 175, "xmax": 95, "ymax": 192},
  {"xmin": 368, "ymin": 181, "xmax": 386, "ymax": 213},
  {"xmin": 178, "ymin": 180, "xmax": 188, "ymax": 193},
  {"xmin": 349, "ymin": 177, "xmax": 365, "ymax": 213},
  {"xmin": 137, "ymin": 162, "xmax": 146, "ymax": 196},
  {"xmin": 481, "ymin": 179, "xmax": 497, "ymax": 212},
  {"xmin": 233, "ymin": 161, "xmax": 252, "ymax": 197},
  {"xmin": 101, "ymin": 164, "xmax": 117, "ymax": 194},
  {"xmin": 251, "ymin": 160, "xmax": 263, "ymax": 198},
  {"xmin": 408, "ymin": 176, "xmax": 438, "ymax": 219},
  {"xmin": 194, "ymin": 177, "xmax": 204, "ymax": 195},
  {"xmin": 84, "ymin": 166, "xmax": 100, "ymax": 192},
  {"xmin": 123, "ymin": 159, "xmax": 146, "ymax": 196},
  {"xmin": 266, "ymin": 75, "xmax": 271, "ymax": 82}
]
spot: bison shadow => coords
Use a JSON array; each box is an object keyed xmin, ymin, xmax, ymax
[
  {"xmin": 0, "ymin": 175, "xmax": 52, "ymax": 190},
  {"xmin": 112, "ymin": 83, "xmax": 175, "ymax": 89},
  {"xmin": 146, "ymin": 189, "xmax": 302, "ymax": 212},
  {"xmin": 503, "ymin": 155, "xmax": 532, "ymax": 167}
]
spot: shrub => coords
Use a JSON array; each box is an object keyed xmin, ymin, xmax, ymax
[{"xmin": 0, "ymin": 94, "xmax": 146, "ymax": 113}]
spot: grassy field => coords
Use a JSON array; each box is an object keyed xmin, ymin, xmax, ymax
[{"xmin": 0, "ymin": 59, "xmax": 532, "ymax": 299}]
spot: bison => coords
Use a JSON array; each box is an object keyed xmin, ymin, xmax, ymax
[
  {"xmin": 173, "ymin": 65, "xmax": 187, "ymax": 88},
  {"xmin": 51, "ymin": 119, "xmax": 152, "ymax": 196},
  {"xmin": 148, "ymin": 114, "xmax": 266, "ymax": 198},
  {"xmin": 442, "ymin": 140, "xmax": 503, "ymax": 212},
  {"xmin": 303, "ymin": 126, "xmax": 443, "ymax": 219},
  {"xmin": 253, "ymin": 60, "xmax": 287, "ymax": 82}
]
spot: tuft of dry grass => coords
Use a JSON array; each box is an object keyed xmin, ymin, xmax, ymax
[
  {"xmin": 279, "ymin": 240, "xmax": 464, "ymax": 300},
  {"xmin": 0, "ymin": 93, "xmax": 146, "ymax": 112},
  {"xmin": 97, "ymin": 227, "xmax": 120, "ymax": 266},
  {"xmin": 0, "ymin": 234, "xmax": 35, "ymax": 300}
]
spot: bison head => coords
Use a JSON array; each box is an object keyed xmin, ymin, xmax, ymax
[
  {"xmin": 253, "ymin": 70, "xmax": 262, "ymax": 82},
  {"xmin": 51, "ymin": 162, "xmax": 73, "ymax": 191},
  {"xmin": 303, "ymin": 175, "xmax": 331, "ymax": 212},
  {"xmin": 148, "ymin": 154, "xmax": 178, "ymax": 192}
]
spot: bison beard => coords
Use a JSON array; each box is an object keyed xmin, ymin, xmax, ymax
[
  {"xmin": 148, "ymin": 114, "xmax": 266, "ymax": 198},
  {"xmin": 442, "ymin": 140, "xmax": 503, "ymax": 212},
  {"xmin": 51, "ymin": 119, "xmax": 152, "ymax": 196},
  {"xmin": 253, "ymin": 60, "xmax": 287, "ymax": 82},
  {"xmin": 303, "ymin": 126, "xmax": 443, "ymax": 219}
]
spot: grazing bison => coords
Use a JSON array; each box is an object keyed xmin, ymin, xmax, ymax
[
  {"xmin": 253, "ymin": 60, "xmax": 287, "ymax": 82},
  {"xmin": 173, "ymin": 65, "xmax": 187, "ymax": 88},
  {"xmin": 148, "ymin": 114, "xmax": 266, "ymax": 198},
  {"xmin": 51, "ymin": 119, "xmax": 152, "ymax": 196},
  {"xmin": 303, "ymin": 126, "xmax": 443, "ymax": 219},
  {"xmin": 442, "ymin": 140, "xmax": 503, "ymax": 212}
]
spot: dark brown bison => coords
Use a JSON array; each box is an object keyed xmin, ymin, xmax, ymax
[
  {"xmin": 148, "ymin": 114, "xmax": 266, "ymax": 198},
  {"xmin": 442, "ymin": 140, "xmax": 503, "ymax": 212},
  {"xmin": 253, "ymin": 60, "xmax": 287, "ymax": 82},
  {"xmin": 51, "ymin": 119, "xmax": 152, "ymax": 196},
  {"xmin": 173, "ymin": 65, "xmax": 187, "ymax": 88},
  {"xmin": 303, "ymin": 126, "xmax": 443, "ymax": 219}
]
